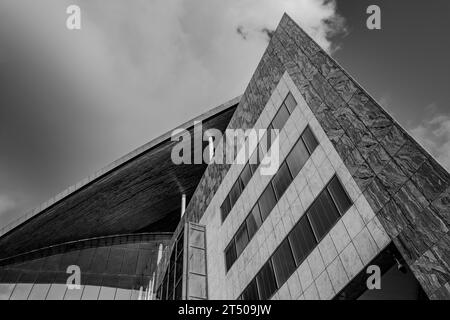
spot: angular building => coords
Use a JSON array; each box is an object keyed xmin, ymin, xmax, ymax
[{"xmin": 1, "ymin": 14, "xmax": 449, "ymax": 300}]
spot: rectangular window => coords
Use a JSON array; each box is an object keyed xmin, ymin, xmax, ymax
[
  {"xmin": 302, "ymin": 126, "xmax": 319, "ymax": 154},
  {"xmin": 258, "ymin": 184, "xmax": 277, "ymax": 221},
  {"xmin": 284, "ymin": 92, "xmax": 297, "ymax": 114},
  {"xmin": 229, "ymin": 180, "xmax": 242, "ymax": 207},
  {"xmin": 235, "ymin": 223, "xmax": 249, "ymax": 256},
  {"xmin": 288, "ymin": 216, "xmax": 317, "ymax": 266},
  {"xmin": 246, "ymin": 204, "xmax": 262, "ymax": 240},
  {"xmin": 272, "ymin": 104, "xmax": 290, "ymax": 131},
  {"xmin": 249, "ymin": 147, "xmax": 260, "ymax": 175},
  {"xmin": 220, "ymin": 196, "xmax": 231, "ymax": 222},
  {"xmin": 327, "ymin": 176, "xmax": 352, "ymax": 215},
  {"xmin": 308, "ymin": 189, "xmax": 340, "ymax": 241},
  {"xmin": 271, "ymin": 162, "xmax": 293, "ymax": 200},
  {"xmin": 271, "ymin": 238, "xmax": 296, "ymax": 287},
  {"xmin": 286, "ymin": 138, "xmax": 309, "ymax": 178},
  {"xmin": 242, "ymin": 279, "xmax": 260, "ymax": 300},
  {"xmin": 225, "ymin": 240, "xmax": 237, "ymax": 272},
  {"xmin": 256, "ymin": 261, "xmax": 278, "ymax": 300},
  {"xmin": 240, "ymin": 163, "xmax": 252, "ymax": 189}
]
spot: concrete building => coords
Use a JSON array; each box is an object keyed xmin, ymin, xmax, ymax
[{"xmin": 1, "ymin": 14, "xmax": 449, "ymax": 300}]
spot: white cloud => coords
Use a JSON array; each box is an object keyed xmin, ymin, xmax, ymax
[
  {"xmin": 0, "ymin": 0, "xmax": 346, "ymax": 223},
  {"xmin": 409, "ymin": 105, "xmax": 450, "ymax": 172}
]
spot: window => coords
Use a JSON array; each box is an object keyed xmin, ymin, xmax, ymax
[
  {"xmin": 286, "ymin": 138, "xmax": 309, "ymax": 177},
  {"xmin": 235, "ymin": 224, "xmax": 249, "ymax": 256},
  {"xmin": 284, "ymin": 92, "xmax": 297, "ymax": 114},
  {"xmin": 288, "ymin": 216, "xmax": 317, "ymax": 265},
  {"xmin": 258, "ymin": 184, "xmax": 277, "ymax": 221},
  {"xmin": 271, "ymin": 162, "xmax": 293, "ymax": 200},
  {"xmin": 256, "ymin": 261, "xmax": 278, "ymax": 300},
  {"xmin": 242, "ymin": 279, "xmax": 260, "ymax": 300},
  {"xmin": 229, "ymin": 180, "xmax": 242, "ymax": 207},
  {"xmin": 271, "ymin": 238, "xmax": 296, "ymax": 287},
  {"xmin": 328, "ymin": 176, "xmax": 352, "ymax": 214},
  {"xmin": 272, "ymin": 104, "xmax": 290, "ymax": 131},
  {"xmin": 249, "ymin": 147, "xmax": 260, "ymax": 175},
  {"xmin": 302, "ymin": 126, "xmax": 319, "ymax": 154},
  {"xmin": 220, "ymin": 196, "xmax": 231, "ymax": 222},
  {"xmin": 240, "ymin": 163, "xmax": 252, "ymax": 189},
  {"xmin": 225, "ymin": 241, "xmax": 237, "ymax": 272},
  {"xmin": 246, "ymin": 204, "xmax": 263, "ymax": 240},
  {"xmin": 308, "ymin": 190, "xmax": 340, "ymax": 241}
]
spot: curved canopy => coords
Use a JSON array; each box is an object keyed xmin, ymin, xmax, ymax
[{"xmin": 0, "ymin": 97, "xmax": 240, "ymax": 259}]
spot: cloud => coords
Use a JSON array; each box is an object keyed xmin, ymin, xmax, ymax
[
  {"xmin": 409, "ymin": 104, "xmax": 450, "ymax": 172},
  {"xmin": 0, "ymin": 0, "xmax": 346, "ymax": 226}
]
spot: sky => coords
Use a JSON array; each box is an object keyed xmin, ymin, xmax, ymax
[{"xmin": 0, "ymin": 0, "xmax": 449, "ymax": 228}]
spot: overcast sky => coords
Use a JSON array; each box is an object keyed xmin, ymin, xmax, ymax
[{"xmin": 0, "ymin": 0, "xmax": 449, "ymax": 228}]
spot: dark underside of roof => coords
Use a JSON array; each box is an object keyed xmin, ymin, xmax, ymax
[{"xmin": 0, "ymin": 102, "xmax": 238, "ymax": 260}]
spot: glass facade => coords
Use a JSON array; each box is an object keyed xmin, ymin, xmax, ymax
[{"xmin": 0, "ymin": 233, "xmax": 171, "ymax": 300}]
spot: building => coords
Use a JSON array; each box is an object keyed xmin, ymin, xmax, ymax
[{"xmin": 1, "ymin": 14, "xmax": 449, "ymax": 300}]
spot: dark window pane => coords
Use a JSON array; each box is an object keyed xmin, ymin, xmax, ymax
[
  {"xmin": 175, "ymin": 254, "xmax": 183, "ymax": 283},
  {"xmin": 225, "ymin": 240, "xmax": 237, "ymax": 272},
  {"xmin": 272, "ymin": 162, "xmax": 293, "ymax": 200},
  {"xmin": 242, "ymin": 279, "xmax": 259, "ymax": 300},
  {"xmin": 271, "ymin": 239, "xmax": 296, "ymax": 287},
  {"xmin": 302, "ymin": 126, "xmax": 319, "ymax": 154},
  {"xmin": 221, "ymin": 196, "xmax": 231, "ymax": 222},
  {"xmin": 327, "ymin": 176, "xmax": 352, "ymax": 215},
  {"xmin": 256, "ymin": 261, "xmax": 277, "ymax": 300},
  {"xmin": 174, "ymin": 280, "xmax": 182, "ymax": 300},
  {"xmin": 249, "ymin": 147, "xmax": 260, "ymax": 174},
  {"xmin": 286, "ymin": 138, "xmax": 309, "ymax": 177},
  {"xmin": 284, "ymin": 92, "xmax": 297, "ymax": 114},
  {"xmin": 229, "ymin": 180, "xmax": 242, "ymax": 207},
  {"xmin": 235, "ymin": 224, "xmax": 249, "ymax": 256},
  {"xmin": 240, "ymin": 163, "xmax": 252, "ymax": 189},
  {"xmin": 258, "ymin": 184, "xmax": 277, "ymax": 221},
  {"xmin": 267, "ymin": 123, "xmax": 277, "ymax": 149},
  {"xmin": 288, "ymin": 216, "xmax": 317, "ymax": 265},
  {"xmin": 246, "ymin": 204, "xmax": 262, "ymax": 239},
  {"xmin": 272, "ymin": 104, "xmax": 290, "ymax": 131},
  {"xmin": 308, "ymin": 190, "xmax": 340, "ymax": 241}
]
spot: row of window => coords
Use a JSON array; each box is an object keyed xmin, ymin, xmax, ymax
[
  {"xmin": 239, "ymin": 175, "xmax": 352, "ymax": 300},
  {"xmin": 224, "ymin": 125, "xmax": 319, "ymax": 272},
  {"xmin": 157, "ymin": 231, "xmax": 184, "ymax": 300},
  {"xmin": 220, "ymin": 92, "xmax": 298, "ymax": 222}
]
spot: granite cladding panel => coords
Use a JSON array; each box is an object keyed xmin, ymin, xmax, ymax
[{"xmin": 181, "ymin": 13, "xmax": 450, "ymax": 298}]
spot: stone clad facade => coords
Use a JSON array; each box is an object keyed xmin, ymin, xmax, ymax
[{"xmin": 178, "ymin": 14, "xmax": 450, "ymax": 299}]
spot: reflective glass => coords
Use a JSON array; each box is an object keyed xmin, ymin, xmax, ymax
[
  {"xmin": 242, "ymin": 279, "xmax": 259, "ymax": 300},
  {"xmin": 272, "ymin": 104, "xmax": 290, "ymax": 131},
  {"xmin": 246, "ymin": 204, "xmax": 262, "ymax": 240},
  {"xmin": 271, "ymin": 162, "xmax": 293, "ymax": 200},
  {"xmin": 258, "ymin": 184, "xmax": 277, "ymax": 221},
  {"xmin": 256, "ymin": 261, "xmax": 277, "ymax": 300},
  {"xmin": 328, "ymin": 176, "xmax": 352, "ymax": 215},
  {"xmin": 284, "ymin": 92, "xmax": 297, "ymax": 114},
  {"xmin": 308, "ymin": 190, "xmax": 340, "ymax": 241},
  {"xmin": 302, "ymin": 126, "xmax": 319, "ymax": 154},
  {"xmin": 235, "ymin": 224, "xmax": 249, "ymax": 256},
  {"xmin": 286, "ymin": 138, "xmax": 309, "ymax": 177},
  {"xmin": 225, "ymin": 241, "xmax": 237, "ymax": 272},
  {"xmin": 271, "ymin": 239, "xmax": 296, "ymax": 287},
  {"xmin": 288, "ymin": 216, "xmax": 317, "ymax": 266}
]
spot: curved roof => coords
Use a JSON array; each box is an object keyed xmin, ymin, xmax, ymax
[{"xmin": 0, "ymin": 96, "xmax": 240, "ymax": 259}]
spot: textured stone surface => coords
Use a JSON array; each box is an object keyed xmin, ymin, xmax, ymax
[{"xmin": 181, "ymin": 13, "xmax": 450, "ymax": 298}]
